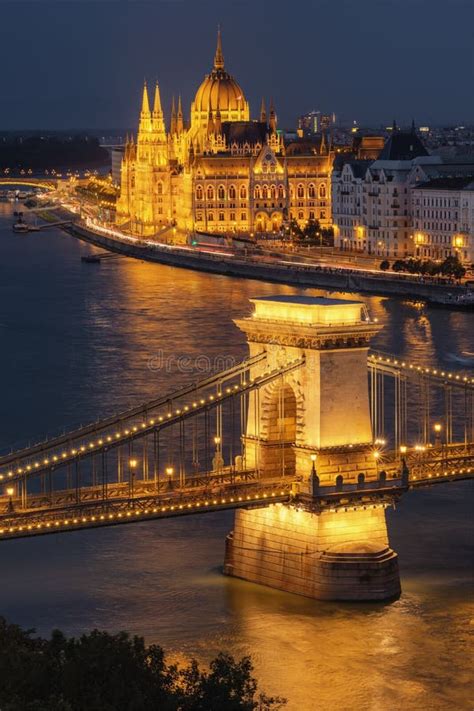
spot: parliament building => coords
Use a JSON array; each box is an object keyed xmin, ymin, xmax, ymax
[{"xmin": 116, "ymin": 31, "xmax": 333, "ymax": 237}]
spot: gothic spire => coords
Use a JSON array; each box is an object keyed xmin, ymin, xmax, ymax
[
  {"xmin": 214, "ymin": 93, "xmax": 222, "ymax": 135},
  {"xmin": 141, "ymin": 81, "xmax": 150, "ymax": 115},
  {"xmin": 269, "ymin": 98, "xmax": 277, "ymax": 133},
  {"xmin": 177, "ymin": 94, "xmax": 184, "ymax": 133},
  {"xmin": 170, "ymin": 96, "xmax": 177, "ymax": 135},
  {"xmin": 152, "ymin": 82, "xmax": 162, "ymax": 116},
  {"xmin": 260, "ymin": 97, "xmax": 267, "ymax": 123},
  {"xmin": 207, "ymin": 101, "xmax": 215, "ymax": 136},
  {"xmin": 320, "ymin": 131, "xmax": 327, "ymax": 154},
  {"xmin": 214, "ymin": 26, "xmax": 224, "ymax": 70}
]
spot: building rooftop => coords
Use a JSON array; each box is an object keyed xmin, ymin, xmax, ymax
[
  {"xmin": 252, "ymin": 295, "xmax": 362, "ymax": 306},
  {"xmin": 378, "ymin": 129, "xmax": 429, "ymax": 161},
  {"xmin": 414, "ymin": 175, "xmax": 474, "ymax": 191},
  {"xmin": 250, "ymin": 296, "xmax": 366, "ymax": 326}
]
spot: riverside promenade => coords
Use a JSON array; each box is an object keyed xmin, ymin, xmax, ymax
[{"xmin": 55, "ymin": 212, "xmax": 473, "ymax": 308}]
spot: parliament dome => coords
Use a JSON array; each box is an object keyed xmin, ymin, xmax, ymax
[{"xmin": 190, "ymin": 30, "xmax": 250, "ymax": 134}]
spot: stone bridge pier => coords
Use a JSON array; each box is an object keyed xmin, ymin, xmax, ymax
[{"xmin": 224, "ymin": 296, "xmax": 401, "ymax": 601}]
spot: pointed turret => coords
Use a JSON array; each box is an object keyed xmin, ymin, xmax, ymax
[
  {"xmin": 177, "ymin": 94, "xmax": 184, "ymax": 134},
  {"xmin": 207, "ymin": 106, "xmax": 215, "ymax": 136},
  {"xmin": 170, "ymin": 96, "xmax": 177, "ymax": 135},
  {"xmin": 214, "ymin": 26, "xmax": 224, "ymax": 70},
  {"xmin": 320, "ymin": 131, "xmax": 327, "ymax": 154},
  {"xmin": 214, "ymin": 94, "xmax": 222, "ymax": 135},
  {"xmin": 269, "ymin": 98, "xmax": 277, "ymax": 133},
  {"xmin": 260, "ymin": 97, "xmax": 267, "ymax": 123},
  {"xmin": 152, "ymin": 81, "xmax": 163, "ymax": 116},
  {"xmin": 141, "ymin": 81, "xmax": 151, "ymax": 116}
]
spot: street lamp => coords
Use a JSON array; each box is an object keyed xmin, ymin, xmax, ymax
[
  {"xmin": 6, "ymin": 486, "xmax": 14, "ymax": 513},
  {"xmin": 213, "ymin": 436, "xmax": 223, "ymax": 474},
  {"xmin": 433, "ymin": 422, "xmax": 442, "ymax": 446},
  {"xmin": 166, "ymin": 466, "xmax": 174, "ymax": 490},
  {"xmin": 309, "ymin": 454, "xmax": 319, "ymax": 495},
  {"xmin": 129, "ymin": 458, "xmax": 138, "ymax": 498}
]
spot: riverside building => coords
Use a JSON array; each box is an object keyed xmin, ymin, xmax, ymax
[{"xmin": 332, "ymin": 125, "xmax": 474, "ymax": 263}]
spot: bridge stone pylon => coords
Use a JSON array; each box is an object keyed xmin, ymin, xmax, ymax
[
  {"xmin": 236, "ymin": 295, "xmax": 381, "ymax": 484},
  {"xmin": 225, "ymin": 296, "xmax": 401, "ymax": 601}
]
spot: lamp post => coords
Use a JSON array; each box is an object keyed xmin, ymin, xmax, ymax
[
  {"xmin": 213, "ymin": 436, "xmax": 223, "ymax": 475},
  {"xmin": 433, "ymin": 422, "xmax": 442, "ymax": 447},
  {"xmin": 6, "ymin": 486, "xmax": 14, "ymax": 513},
  {"xmin": 166, "ymin": 466, "xmax": 174, "ymax": 490},
  {"xmin": 129, "ymin": 458, "xmax": 138, "ymax": 499},
  {"xmin": 309, "ymin": 454, "xmax": 319, "ymax": 496}
]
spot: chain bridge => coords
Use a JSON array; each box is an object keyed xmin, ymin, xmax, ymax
[{"xmin": 1, "ymin": 296, "xmax": 472, "ymax": 601}]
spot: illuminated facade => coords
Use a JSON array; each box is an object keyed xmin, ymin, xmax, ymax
[
  {"xmin": 411, "ymin": 177, "xmax": 474, "ymax": 263},
  {"xmin": 116, "ymin": 31, "xmax": 333, "ymax": 237}
]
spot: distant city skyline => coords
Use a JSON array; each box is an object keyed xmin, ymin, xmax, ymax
[{"xmin": 0, "ymin": 0, "xmax": 473, "ymax": 130}]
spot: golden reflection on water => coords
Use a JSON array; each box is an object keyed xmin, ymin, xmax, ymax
[{"xmin": 0, "ymin": 209, "xmax": 473, "ymax": 711}]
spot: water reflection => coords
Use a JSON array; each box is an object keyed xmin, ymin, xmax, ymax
[{"xmin": 0, "ymin": 205, "xmax": 472, "ymax": 710}]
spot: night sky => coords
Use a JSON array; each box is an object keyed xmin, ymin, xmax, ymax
[{"xmin": 1, "ymin": 0, "xmax": 473, "ymax": 130}]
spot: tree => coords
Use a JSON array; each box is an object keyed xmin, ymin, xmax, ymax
[
  {"xmin": 392, "ymin": 259, "xmax": 406, "ymax": 272},
  {"xmin": 440, "ymin": 255, "xmax": 466, "ymax": 280},
  {"xmin": 379, "ymin": 260, "xmax": 390, "ymax": 271},
  {"xmin": 0, "ymin": 618, "xmax": 286, "ymax": 711}
]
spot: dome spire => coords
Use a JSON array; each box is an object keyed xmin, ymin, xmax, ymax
[{"xmin": 214, "ymin": 25, "xmax": 224, "ymax": 70}]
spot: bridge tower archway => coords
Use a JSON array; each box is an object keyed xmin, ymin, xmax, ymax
[{"xmin": 235, "ymin": 295, "xmax": 382, "ymax": 485}]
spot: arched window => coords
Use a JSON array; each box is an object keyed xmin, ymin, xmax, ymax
[
  {"xmin": 298, "ymin": 210, "xmax": 304, "ymax": 220},
  {"xmin": 357, "ymin": 473, "xmax": 365, "ymax": 489},
  {"xmin": 219, "ymin": 212, "xmax": 225, "ymax": 221},
  {"xmin": 157, "ymin": 182, "xmax": 163, "ymax": 196},
  {"xmin": 297, "ymin": 184, "xmax": 305, "ymax": 199},
  {"xmin": 308, "ymin": 183, "xmax": 316, "ymax": 199},
  {"xmin": 319, "ymin": 184, "xmax": 326, "ymax": 198},
  {"xmin": 290, "ymin": 186, "xmax": 295, "ymax": 199},
  {"xmin": 254, "ymin": 186, "xmax": 261, "ymax": 200},
  {"xmin": 218, "ymin": 185, "xmax": 225, "ymax": 200},
  {"xmin": 335, "ymin": 474, "xmax": 344, "ymax": 491},
  {"xmin": 278, "ymin": 185, "xmax": 285, "ymax": 200},
  {"xmin": 208, "ymin": 212, "xmax": 214, "ymax": 221},
  {"xmin": 270, "ymin": 185, "xmax": 277, "ymax": 200},
  {"xmin": 262, "ymin": 185, "xmax": 269, "ymax": 199},
  {"xmin": 240, "ymin": 185, "xmax": 247, "ymax": 199},
  {"xmin": 379, "ymin": 471, "xmax": 387, "ymax": 485},
  {"xmin": 229, "ymin": 185, "xmax": 236, "ymax": 200},
  {"xmin": 207, "ymin": 186, "xmax": 214, "ymax": 201},
  {"xmin": 196, "ymin": 185, "xmax": 203, "ymax": 201}
]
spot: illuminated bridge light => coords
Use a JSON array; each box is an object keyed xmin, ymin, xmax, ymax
[{"xmin": 132, "ymin": 426, "xmax": 138, "ymax": 432}]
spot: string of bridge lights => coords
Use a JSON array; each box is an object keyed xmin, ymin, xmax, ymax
[
  {"xmin": 0, "ymin": 381, "xmax": 251, "ymax": 481},
  {"xmin": 0, "ymin": 490, "xmax": 286, "ymax": 537},
  {"xmin": 369, "ymin": 353, "xmax": 474, "ymax": 385},
  {"xmin": 0, "ymin": 359, "xmax": 304, "ymax": 482}
]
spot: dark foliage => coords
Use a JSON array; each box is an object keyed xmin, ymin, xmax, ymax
[{"xmin": 0, "ymin": 618, "xmax": 286, "ymax": 711}]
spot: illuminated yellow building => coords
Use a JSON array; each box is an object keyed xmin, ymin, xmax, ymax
[{"xmin": 116, "ymin": 30, "xmax": 333, "ymax": 237}]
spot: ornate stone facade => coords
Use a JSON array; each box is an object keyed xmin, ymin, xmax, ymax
[{"xmin": 116, "ymin": 30, "xmax": 333, "ymax": 237}]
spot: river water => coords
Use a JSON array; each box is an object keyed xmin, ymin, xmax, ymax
[{"xmin": 0, "ymin": 202, "xmax": 472, "ymax": 710}]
